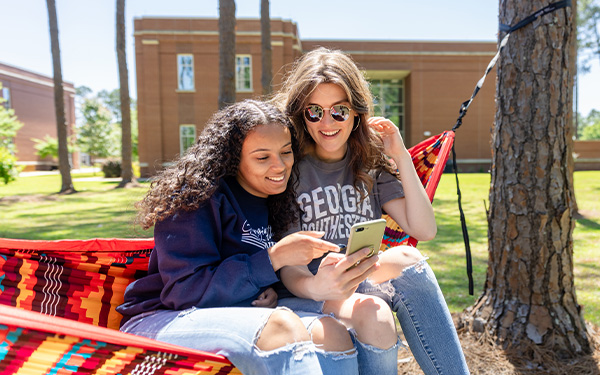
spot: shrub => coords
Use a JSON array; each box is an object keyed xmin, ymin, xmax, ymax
[
  {"xmin": 101, "ymin": 160, "xmax": 121, "ymax": 178},
  {"xmin": 0, "ymin": 147, "xmax": 22, "ymax": 184}
]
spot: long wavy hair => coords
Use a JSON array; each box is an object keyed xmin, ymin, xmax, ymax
[
  {"xmin": 272, "ymin": 47, "xmax": 398, "ymax": 197},
  {"xmin": 136, "ymin": 99, "xmax": 300, "ymax": 240}
]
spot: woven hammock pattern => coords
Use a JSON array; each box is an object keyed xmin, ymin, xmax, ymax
[
  {"xmin": 381, "ymin": 131, "xmax": 455, "ymax": 250},
  {"xmin": 0, "ymin": 238, "xmax": 152, "ymax": 331},
  {"xmin": 0, "ymin": 238, "xmax": 238, "ymax": 374},
  {"xmin": 0, "ymin": 312, "xmax": 239, "ymax": 375}
]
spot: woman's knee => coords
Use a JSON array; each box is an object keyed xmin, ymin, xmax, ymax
[
  {"xmin": 310, "ymin": 316, "xmax": 355, "ymax": 352},
  {"xmin": 351, "ymin": 296, "xmax": 397, "ymax": 349},
  {"xmin": 395, "ymin": 246, "xmax": 425, "ymax": 265},
  {"xmin": 255, "ymin": 309, "xmax": 310, "ymax": 351},
  {"xmin": 372, "ymin": 246, "xmax": 425, "ymax": 283}
]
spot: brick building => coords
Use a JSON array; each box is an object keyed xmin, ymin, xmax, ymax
[
  {"xmin": 133, "ymin": 17, "xmax": 597, "ymax": 177},
  {"xmin": 0, "ymin": 62, "xmax": 78, "ymax": 171}
]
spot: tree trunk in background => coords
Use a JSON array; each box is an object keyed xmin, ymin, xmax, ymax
[
  {"xmin": 570, "ymin": 0, "xmax": 579, "ymax": 213},
  {"xmin": 260, "ymin": 0, "xmax": 272, "ymax": 96},
  {"xmin": 465, "ymin": 0, "xmax": 591, "ymax": 358},
  {"xmin": 46, "ymin": 0, "xmax": 75, "ymax": 194},
  {"xmin": 116, "ymin": 0, "xmax": 137, "ymax": 188},
  {"xmin": 218, "ymin": 0, "xmax": 236, "ymax": 109}
]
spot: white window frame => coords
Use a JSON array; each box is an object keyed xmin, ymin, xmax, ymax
[
  {"xmin": 235, "ymin": 54, "xmax": 253, "ymax": 92},
  {"xmin": 179, "ymin": 125, "xmax": 196, "ymax": 155},
  {"xmin": 177, "ymin": 54, "xmax": 195, "ymax": 91}
]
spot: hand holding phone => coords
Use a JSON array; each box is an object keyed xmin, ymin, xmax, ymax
[{"xmin": 344, "ymin": 219, "xmax": 386, "ymax": 269}]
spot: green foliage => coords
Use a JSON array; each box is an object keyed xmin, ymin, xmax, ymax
[
  {"xmin": 75, "ymin": 88, "xmax": 138, "ymax": 162},
  {"xmin": 98, "ymin": 89, "xmax": 122, "ymax": 122},
  {"xmin": 0, "ymin": 89, "xmax": 24, "ymax": 184},
  {"xmin": 578, "ymin": 109, "xmax": 600, "ymax": 140},
  {"xmin": 32, "ymin": 135, "xmax": 59, "ymax": 159},
  {"xmin": 78, "ymin": 97, "xmax": 119, "ymax": 161},
  {"xmin": 577, "ymin": 0, "xmax": 600, "ymax": 72},
  {"xmin": 0, "ymin": 147, "xmax": 22, "ymax": 184},
  {"xmin": 0, "ymin": 94, "xmax": 23, "ymax": 153},
  {"xmin": 101, "ymin": 160, "xmax": 122, "ymax": 178},
  {"xmin": 131, "ymin": 107, "xmax": 139, "ymax": 160},
  {"xmin": 32, "ymin": 135, "xmax": 77, "ymax": 159}
]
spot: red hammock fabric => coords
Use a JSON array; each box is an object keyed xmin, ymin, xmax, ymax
[
  {"xmin": 0, "ymin": 237, "xmax": 239, "ymax": 374},
  {"xmin": 0, "ymin": 131, "xmax": 454, "ymax": 374},
  {"xmin": 381, "ymin": 130, "xmax": 455, "ymax": 249}
]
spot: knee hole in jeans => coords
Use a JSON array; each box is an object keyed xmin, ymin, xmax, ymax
[
  {"xmin": 352, "ymin": 297, "xmax": 397, "ymax": 349},
  {"xmin": 255, "ymin": 309, "xmax": 310, "ymax": 351},
  {"xmin": 310, "ymin": 316, "xmax": 354, "ymax": 352}
]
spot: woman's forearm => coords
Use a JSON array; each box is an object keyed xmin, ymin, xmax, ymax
[
  {"xmin": 389, "ymin": 151, "xmax": 437, "ymax": 240},
  {"xmin": 279, "ymin": 265, "xmax": 318, "ymax": 300}
]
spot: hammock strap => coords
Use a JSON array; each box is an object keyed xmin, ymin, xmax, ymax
[
  {"xmin": 450, "ymin": 0, "xmax": 572, "ymax": 295},
  {"xmin": 451, "ymin": 143, "xmax": 474, "ymax": 295}
]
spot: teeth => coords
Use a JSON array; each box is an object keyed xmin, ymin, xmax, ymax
[
  {"xmin": 321, "ymin": 129, "xmax": 340, "ymax": 136},
  {"xmin": 268, "ymin": 176, "xmax": 284, "ymax": 182}
]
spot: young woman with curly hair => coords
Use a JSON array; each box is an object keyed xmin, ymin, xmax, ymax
[
  {"xmin": 117, "ymin": 100, "xmax": 382, "ymax": 375},
  {"xmin": 272, "ymin": 48, "xmax": 470, "ymax": 374}
]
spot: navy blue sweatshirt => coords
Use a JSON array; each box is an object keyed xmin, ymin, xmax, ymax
[{"xmin": 117, "ymin": 177, "xmax": 280, "ymax": 323}]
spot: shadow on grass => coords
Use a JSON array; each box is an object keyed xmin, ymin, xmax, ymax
[{"xmin": 576, "ymin": 217, "xmax": 600, "ymax": 230}]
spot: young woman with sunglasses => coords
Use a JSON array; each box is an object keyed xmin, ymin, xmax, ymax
[
  {"xmin": 117, "ymin": 100, "xmax": 383, "ymax": 375},
  {"xmin": 272, "ymin": 48, "xmax": 470, "ymax": 374}
]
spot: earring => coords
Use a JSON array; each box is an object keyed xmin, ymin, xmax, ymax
[{"xmin": 353, "ymin": 116, "xmax": 360, "ymax": 131}]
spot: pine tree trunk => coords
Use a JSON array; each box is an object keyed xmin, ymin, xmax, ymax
[
  {"xmin": 261, "ymin": 0, "xmax": 272, "ymax": 96},
  {"xmin": 218, "ymin": 0, "xmax": 236, "ymax": 109},
  {"xmin": 116, "ymin": 0, "xmax": 137, "ymax": 187},
  {"xmin": 465, "ymin": 0, "xmax": 590, "ymax": 358},
  {"xmin": 46, "ymin": 0, "xmax": 75, "ymax": 193}
]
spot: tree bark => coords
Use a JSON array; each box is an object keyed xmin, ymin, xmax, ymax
[
  {"xmin": 218, "ymin": 0, "xmax": 236, "ymax": 109},
  {"xmin": 116, "ymin": 0, "xmax": 137, "ymax": 188},
  {"xmin": 46, "ymin": 0, "xmax": 75, "ymax": 193},
  {"xmin": 261, "ymin": 0, "xmax": 272, "ymax": 96},
  {"xmin": 465, "ymin": 0, "xmax": 590, "ymax": 358}
]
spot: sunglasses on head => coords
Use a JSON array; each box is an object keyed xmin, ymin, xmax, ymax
[{"xmin": 304, "ymin": 104, "xmax": 352, "ymax": 123}]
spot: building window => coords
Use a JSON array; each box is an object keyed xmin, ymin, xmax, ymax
[
  {"xmin": 370, "ymin": 79, "xmax": 405, "ymax": 136},
  {"xmin": 1, "ymin": 86, "xmax": 10, "ymax": 109},
  {"xmin": 177, "ymin": 54, "xmax": 195, "ymax": 91},
  {"xmin": 180, "ymin": 125, "xmax": 196, "ymax": 155},
  {"xmin": 236, "ymin": 55, "xmax": 252, "ymax": 92}
]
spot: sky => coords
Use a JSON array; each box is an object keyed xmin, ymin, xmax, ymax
[{"xmin": 2, "ymin": 0, "xmax": 598, "ymax": 116}]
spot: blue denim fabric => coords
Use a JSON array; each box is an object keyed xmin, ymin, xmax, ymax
[
  {"xmin": 279, "ymin": 297, "xmax": 399, "ymax": 375},
  {"xmin": 357, "ymin": 259, "xmax": 470, "ymax": 375},
  {"xmin": 352, "ymin": 334, "xmax": 400, "ymax": 375},
  {"xmin": 120, "ymin": 306, "xmax": 356, "ymax": 375}
]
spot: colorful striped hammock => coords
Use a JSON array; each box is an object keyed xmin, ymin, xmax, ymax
[{"xmin": 0, "ymin": 130, "xmax": 454, "ymax": 375}]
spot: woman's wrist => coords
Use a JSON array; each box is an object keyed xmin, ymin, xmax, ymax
[
  {"xmin": 389, "ymin": 147, "xmax": 411, "ymax": 163},
  {"xmin": 267, "ymin": 245, "xmax": 282, "ymax": 272}
]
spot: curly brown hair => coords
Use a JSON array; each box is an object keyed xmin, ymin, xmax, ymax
[
  {"xmin": 136, "ymin": 99, "xmax": 300, "ymax": 240},
  {"xmin": 272, "ymin": 47, "xmax": 399, "ymax": 198}
]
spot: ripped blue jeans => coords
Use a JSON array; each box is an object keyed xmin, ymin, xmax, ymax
[
  {"xmin": 120, "ymin": 306, "xmax": 358, "ymax": 375},
  {"xmin": 357, "ymin": 258, "xmax": 470, "ymax": 375},
  {"xmin": 279, "ymin": 297, "xmax": 400, "ymax": 375}
]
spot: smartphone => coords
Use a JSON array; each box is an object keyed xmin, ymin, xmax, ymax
[{"xmin": 344, "ymin": 218, "xmax": 387, "ymax": 268}]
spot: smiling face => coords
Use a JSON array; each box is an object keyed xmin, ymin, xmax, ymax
[
  {"xmin": 304, "ymin": 83, "xmax": 356, "ymax": 162},
  {"xmin": 236, "ymin": 122, "xmax": 294, "ymax": 198}
]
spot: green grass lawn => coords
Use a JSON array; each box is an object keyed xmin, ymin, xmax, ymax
[
  {"xmin": 0, "ymin": 172, "xmax": 153, "ymax": 239},
  {"xmin": 1, "ymin": 170, "xmax": 598, "ymax": 326}
]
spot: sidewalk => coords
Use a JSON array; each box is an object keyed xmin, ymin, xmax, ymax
[
  {"xmin": 19, "ymin": 169, "xmax": 148, "ymax": 183},
  {"xmin": 19, "ymin": 168, "xmax": 101, "ymax": 177}
]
